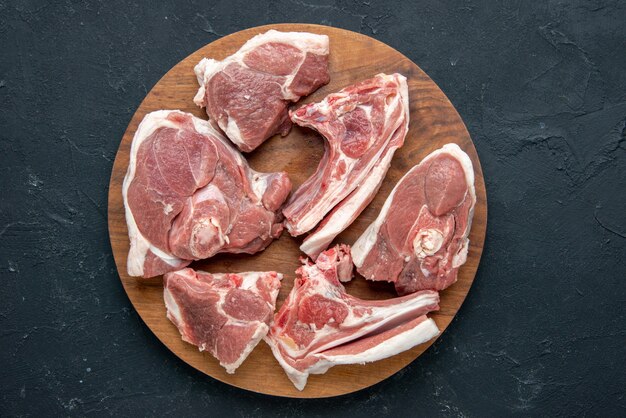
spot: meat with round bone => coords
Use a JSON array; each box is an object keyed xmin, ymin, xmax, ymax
[
  {"xmin": 351, "ymin": 143, "xmax": 476, "ymax": 295},
  {"xmin": 122, "ymin": 110, "xmax": 292, "ymax": 278}
]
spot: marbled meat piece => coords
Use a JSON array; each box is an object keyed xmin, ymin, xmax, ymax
[
  {"xmin": 194, "ymin": 30, "xmax": 330, "ymax": 152},
  {"xmin": 164, "ymin": 268, "xmax": 282, "ymax": 373}
]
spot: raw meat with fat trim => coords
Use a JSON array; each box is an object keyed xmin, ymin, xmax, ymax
[
  {"xmin": 194, "ymin": 30, "xmax": 330, "ymax": 152},
  {"xmin": 352, "ymin": 143, "xmax": 476, "ymax": 295},
  {"xmin": 164, "ymin": 268, "xmax": 282, "ymax": 373},
  {"xmin": 122, "ymin": 110, "xmax": 291, "ymax": 278},
  {"xmin": 265, "ymin": 245, "xmax": 440, "ymax": 390},
  {"xmin": 283, "ymin": 73, "xmax": 410, "ymax": 259}
]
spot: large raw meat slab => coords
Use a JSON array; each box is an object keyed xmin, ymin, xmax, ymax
[
  {"xmin": 194, "ymin": 30, "xmax": 330, "ymax": 152},
  {"xmin": 352, "ymin": 143, "xmax": 476, "ymax": 295},
  {"xmin": 123, "ymin": 110, "xmax": 291, "ymax": 278},
  {"xmin": 164, "ymin": 268, "xmax": 282, "ymax": 373},
  {"xmin": 283, "ymin": 73, "xmax": 409, "ymax": 259},
  {"xmin": 265, "ymin": 245, "xmax": 440, "ymax": 390}
]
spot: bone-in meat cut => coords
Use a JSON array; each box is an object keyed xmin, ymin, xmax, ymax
[
  {"xmin": 123, "ymin": 110, "xmax": 292, "ymax": 278},
  {"xmin": 265, "ymin": 245, "xmax": 440, "ymax": 390},
  {"xmin": 352, "ymin": 143, "xmax": 476, "ymax": 295},
  {"xmin": 283, "ymin": 73, "xmax": 410, "ymax": 259},
  {"xmin": 164, "ymin": 268, "xmax": 282, "ymax": 373},
  {"xmin": 194, "ymin": 30, "xmax": 330, "ymax": 152}
]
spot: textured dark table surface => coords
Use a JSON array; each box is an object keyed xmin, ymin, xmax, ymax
[{"xmin": 1, "ymin": 1, "xmax": 625, "ymax": 416}]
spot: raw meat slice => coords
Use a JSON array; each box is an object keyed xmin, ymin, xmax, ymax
[
  {"xmin": 352, "ymin": 143, "xmax": 476, "ymax": 295},
  {"xmin": 283, "ymin": 73, "xmax": 410, "ymax": 259},
  {"xmin": 265, "ymin": 245, "xmax": 440, "ymax": 390},
  {"xmin": 164, "ymin": 268, "xmax": 282, "ymax": 373},
  {"xmin": 123, "ymin": 110, "xmax": 292, "ymax": 278},
  {"xmin": 194, "ymin": 30, "xmax": 330, "ymax": 152}
]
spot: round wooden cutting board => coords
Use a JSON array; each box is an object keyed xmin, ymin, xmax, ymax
[{"xmin": 108, "ymin": 23, "xmax": 487, "ymax": 398}]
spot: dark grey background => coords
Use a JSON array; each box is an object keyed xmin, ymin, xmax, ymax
[{"xmin": 1, "ymin": 0, "xmax": 625, "ymax": 416}]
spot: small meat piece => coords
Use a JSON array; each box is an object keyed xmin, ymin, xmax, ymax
[
  {"xmin": 194, "ymin": 30, "xmax": 330, "ymax": 152},
  {"xmin": 283, "ymin": 74, "xmax": 410, "ymax": 259},
  {"xmin": 265, "ymin": 245, "xmax": 440, "ymax": 390},
  {"xmin": 164, "ymin": 268, "xmax": 282, "ymax": 373},
  {"xmin": 352, "ymin": 143, "xmax": 476, "ymax": 295},
  {"xmin": 123, "ymin": 110, "xmax": 292, "ymax": 278}
]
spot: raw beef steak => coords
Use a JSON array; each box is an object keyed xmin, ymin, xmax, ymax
[
  {"xmin": 265, "ymin": 245, "xmax": 440, "ymax": 390},
  {"xmin": 283, "ymin": 73, "xmax": 410, "ymax": 259},
  {"xmin": 194, "ymin": 30, "xmax": 330, "ymax": 152},
  {"xmin": 352, "ymin": 143, "xmax": 476, "ymax": 295},
  {"xmin": 164, "ymin": 268, "xmax": 282, "ymax": 373},
  {"xmin": 123, "ymin": 110, "xmax": 291, "ymax": 278}
]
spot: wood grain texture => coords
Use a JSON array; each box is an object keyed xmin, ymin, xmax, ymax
[{"xmin": 107, "ymin": 23, "xmax": 487, "ymax": 398}]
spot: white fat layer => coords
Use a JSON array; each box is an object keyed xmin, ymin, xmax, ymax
[
  {"xmin": 163, "ymin": 286, "xmax": 181, "ymax": 326},
  {"xmin": 123, "ymin": 110, "xmax": 190, "ymax": 277},
  {"xmin": 222, "ymin": 116, "xmax": 245, "ymax": 148},
  {"xmin": 222, "ymin": 323, "xmax": 269, "ymax": 374},
  {"xmin": 290, "ymin": 74, "xmax": 409, "ymax": 236},
  {"xmin": 264, "ymin": 336, "xmax": 309, "ymax": 391},
  {"xmin": 351, "ymin": 143, "xmax": 476, "ymax": 269},
  {"xmin": 250, "ymin": 173, "xmax": 269, "ymax": 201},
  {"xmin": 291, "ymin": 154, "xmax": 354, "ymax": 234},
  {"xmin": 397, "ymin": 74, "xmax": 410, "ymax": 133},
  {"xmin": 307, "ymin": 318, "xmax": 439, "ymax": 375},
  {"xmin": 163, "ymin": 283, "xmax": 197, "ymax": 349},
  {"xmin": 193, "ymin": 58, "xmax": 223, "ymax": 95},
  {"xmin": 165, "ymin": 270, "xmax": 283, "ymax": 373},
  {"xmin": 193, "ymin": 85, "xmax": 206, "ymax": 107},
  {"xmin": 350, "ymin": 222, "xmax": 377, "ymax": 268},
  {"xmin": 300, "ymin": 148, "xmax": 396, "ymax": 258}
]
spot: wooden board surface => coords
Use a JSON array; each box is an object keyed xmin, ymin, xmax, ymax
[{"xmin": 107, "ymin": 23, "xmax": 487, "ymax": 398}]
